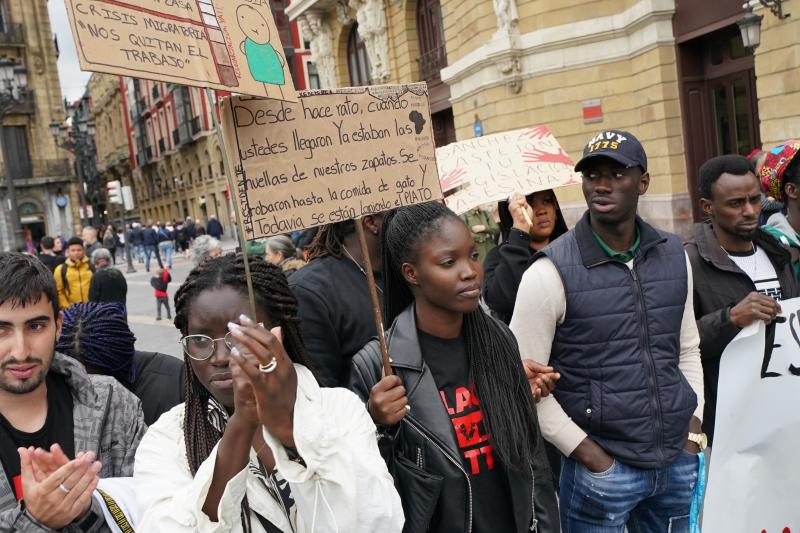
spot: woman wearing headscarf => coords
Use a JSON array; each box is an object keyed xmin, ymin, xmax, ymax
[{"xmin": 760, "ymin": 141, "xmax": 800, "ymax": 279}]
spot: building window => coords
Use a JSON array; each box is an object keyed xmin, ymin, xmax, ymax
[
  {"xmin": 417, "ymin": 0, "xmax": 447, "ymax": 81},
  {"xmin": 347, "ymin": 24, "xmax": 371, "ymax": 86},
  {"xmin": 307, "ymin": 62, "xmax": 320, "ymax": 90}
]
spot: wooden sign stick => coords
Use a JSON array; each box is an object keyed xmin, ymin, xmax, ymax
[
  {"xmin": 355, "ymin": 220, "xmax": 392, "ymax": 376},
  {"xmin": 206, "ymin": 88, "xmax": 257, "ymax": 320}
]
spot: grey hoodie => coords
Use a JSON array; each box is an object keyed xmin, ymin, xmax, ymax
[{"xmin": 0, "ymin": 353, "xmax": 146, "ymax": 532}]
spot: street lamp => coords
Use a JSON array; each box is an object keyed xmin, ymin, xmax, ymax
[
  {"xmin": 738, "ymin": 5, "xmax": 764, "ymax": 51},
  {"xmin": 50, "ymin": 118, "xmax": 97, "ymax": 227},
  {"xmin": 0, "ymin": 57, "xmax": 28, "ymax": 252}
]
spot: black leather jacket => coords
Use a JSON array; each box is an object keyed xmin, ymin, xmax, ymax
[{"xmin": 349, "ymin": 306, "xmax": 560, "ymax": 533}]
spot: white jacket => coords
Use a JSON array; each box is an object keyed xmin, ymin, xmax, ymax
[{"xmin": 134, "ymin": 365, "xmax": 404, "ymax": 532}]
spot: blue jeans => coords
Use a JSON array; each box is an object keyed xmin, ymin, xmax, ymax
[
  {"xmin": 134, "ymin": 244, "xmax": 145, "ymax": 263},
  {"xmin": 144, "ymin": 244, "xmax": 163, "ymax": 271},
  {"xmin": 560, "ymin": 452, "xmax": 698, "ymax": 533},
  {"xmin": 158, "ymin": 241, "xmax": 174, "ymax": 268}
]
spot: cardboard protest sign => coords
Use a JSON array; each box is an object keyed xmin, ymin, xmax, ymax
[
  {"xmin": 220, "ymin": 83, "xmax": 440, "ymax": 239},
  {"xmin": 702, "ymin": 297, "xmax": 800, "ymax": 533},
  {"xmin": 438, "ymin": 125, "xmax": 581, "ymax": 214},
  {"xmin": 64, "ymin": 0, "xmax": 296, "ymax": 102}
]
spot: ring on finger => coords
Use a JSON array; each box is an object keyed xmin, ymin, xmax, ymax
[
  {"xmin": 258, "ymin": 357, "xmax": 278, "ymax": 374},
  {"xmin": 58, "ymin": 483, "xmax": 71, "ymax": 494}
]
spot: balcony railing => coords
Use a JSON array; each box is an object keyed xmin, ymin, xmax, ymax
[
  {"xmin": 190, "ymin": 116, "xmax": 201, "ymax": 136},
  {"xmin": 418, "ymin": 45, "xmax": 448, "ymax": 82},
  {"xmin": 0, "ymin": 24, "xmax": 25, "ymax": 47},
  {"xmin": 158, "ymin": 138, "xmax": 166, "ymax": 153},
  {"xmin": 8, "ymin": 89, "xmax": 34, "ymax": 115},
  {"xmin": 0, "ymin": 158, "xmax": 72, "ymax": 180}
]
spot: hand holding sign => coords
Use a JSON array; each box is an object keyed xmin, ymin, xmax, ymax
[{"xmin": 438, "ymin": 126, "xmax": 581, "ymax": 215}]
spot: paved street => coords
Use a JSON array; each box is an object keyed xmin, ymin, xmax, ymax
[{"xmin": 121, "ymin": 237, "xmax": 238, "ymax": 359}]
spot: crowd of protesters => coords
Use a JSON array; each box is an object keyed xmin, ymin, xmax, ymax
[{"xmin": 0, "ymin": 131, "xmax": 798, "ymax": 532}]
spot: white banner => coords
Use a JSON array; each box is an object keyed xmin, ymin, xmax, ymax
[
  {"xmin": 702, "ymin": 297, "xmax": 800, "ymax": 532},
  {"xmin": 436, "ymin": 125, "xmax": 581, "ymax": 215}
]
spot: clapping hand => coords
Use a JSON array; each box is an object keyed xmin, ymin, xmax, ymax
[{"xmin": 228, "ymin": 315, "xmax": 298, "ymax": 447}]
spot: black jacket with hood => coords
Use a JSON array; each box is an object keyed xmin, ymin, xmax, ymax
[
  {"xmin": 349, "ymin": 306, "xmax": 560, "ymax": 533},
  {"xmin": 684, "ymin": 221, "xmax": 799, "ymax": 442},
  {"xmin": 483, "ymin": 194, "xmax": 568, "ymax": 324}
]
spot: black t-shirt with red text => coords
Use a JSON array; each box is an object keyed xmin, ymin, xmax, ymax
[
  {"xmin": 0, "ymin": 373, "xmax": 75, "ymax": 500},
  {"xmin": 418, "ymin": 329, "xmax": 515, "ymax": 533}
]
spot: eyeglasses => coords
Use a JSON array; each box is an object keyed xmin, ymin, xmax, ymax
[{"xmin": 179, "ymin": 332, "xmax": 238, "ymax": 361}]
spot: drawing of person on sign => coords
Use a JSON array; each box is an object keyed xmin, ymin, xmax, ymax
[{"xmin": 237, "ymin": 4, "xmax": 287, "ymax": 100}]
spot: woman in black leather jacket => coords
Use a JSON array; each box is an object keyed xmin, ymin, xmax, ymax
[{"xmin": 349, "ymin": 202, "xmax": 559, "ymax": 533}]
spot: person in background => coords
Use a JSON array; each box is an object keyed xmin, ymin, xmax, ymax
[
  {"xmin": 142, "ymin": 221, "xmax": 164, "ymax": 273},
  {"xmin": 37, "ymin": 236, "xmax": 65, "ymax": 272},
  {"xmin": 54, "ymin": 237, "xmax": 94, "ymax": 310},
  {"xmin": 22, "ymin": 229, "xmax": 36, "ymax": 256},
  {"xmin": 245, "ymin": 239, "xmax": 266, "ymax": 260},
  {"xmin": 686, "ymin": 154, "xmax": 798, "ymax": 444},
  {"xmin": 294, "ymin": 227, "xmax": 318, "ymax": 262},
  {"xmin": 511, "ymin": 130, "xmax": 705, "ymax": 531},
  {"xmin": 116, "ymin": 226, "xmax": 125, "ymax": 262},
  {"xmin": 206, "ymin": 214, "xmax": 224, "ymax": 240},
  {"xmin": 760, "ymin": 142, "xmax": 800, "ymax": 279},
  {"xmin": 102, "ymin": 226, "xmax": 116, "ymax": 265},
  {"xmin": 150, "ymin": 267, "xmax": 172, "ymax": 321},
  {"xmin": 460, "ymin": 205, "xmax": 500, "ymax": 263},
  {"xmin": 0, "ymin": 253, "xmax": 146, "ymax": 531},
  {"xmin": 483, "ymin": 189, "xmax": 569, "ymax": 324},
  {"xmin": 350, "ymin": 202, "xmax": 559, "ymax": 532},
  {"xmin": 53, "ymin": 235, "xmax": 65, "ymax": 257},
  {"xmin": 88, "ymin": 248, "xmax": 127, "ymax": 306},
  {"xmin": 191, "ymin": 235, "xmax": 223, "ymax": 267},
  {"xmin": 133, "ymin": 253, "xmax": 403, "ymax": 532},
  {"xmin": 265, "ymin": 235, "xmax": 306, "ymax": 277},
  {"xmin": 56, "ymin": 301, "xmax": 185, "ymax": 426},
  {"xmin": 289, "ymin": 217, "xmax": 384, "ymax": 386},
  {"xmin": 130, "ymin": 223, "xmax": 144, "ymax": 263},
  {"xmin": 82, "ymin": 226, "xmax": 102, "ymax": 258},
  {"xmin": 157, "ymin": 223, "xmax": 175, "ymax": 270}
]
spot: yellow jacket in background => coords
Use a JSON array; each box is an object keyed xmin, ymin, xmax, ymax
[{"xmin": 54, "ymin": 257, "xmax": 93, "ymax": 309}]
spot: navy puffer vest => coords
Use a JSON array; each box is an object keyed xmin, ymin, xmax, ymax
[{"xmin": 539, "ymin": 213, "xmax": 696, "ymax": 469}]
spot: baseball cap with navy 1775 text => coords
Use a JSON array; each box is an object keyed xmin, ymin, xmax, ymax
[{"xmin": 574, "ymin": 130, "xmax": 647, "ymax": 174}]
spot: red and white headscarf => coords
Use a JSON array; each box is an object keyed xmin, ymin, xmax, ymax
[{"xmin": 760, "ymin": 141, "xmax": 800, "ymax": 201}]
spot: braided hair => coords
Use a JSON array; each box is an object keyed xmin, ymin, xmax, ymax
[
  {"xmin": 383, "ymin": 202, "xmax": 539, "ymax": 471},
  {"xmin": 172, "ymin": 253, "xmax": 313, "ymax": 530},
  {"xmin": 306, "ymin": 220, "xmax": 355, "ymax": 260},
  {"xmin": 56, "ymin": 301, "xmax": 137, "ymax": 385}
]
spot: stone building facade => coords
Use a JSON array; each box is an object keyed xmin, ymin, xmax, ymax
[
  {"xmin": 87, "ymin": 73, "xmax": 134, "ymax": 225},
  {"xmin": 0, "ymin": 0, "xmax": 75, "ymax": 250},
  {"xmin": 288, "ymin": 0, "xmax": 799, "ymax": 236}
]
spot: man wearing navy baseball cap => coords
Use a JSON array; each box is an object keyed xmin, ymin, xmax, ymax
[{"xmin": 511, "ymin": 130, "xmax": 706, "ymax": 531}]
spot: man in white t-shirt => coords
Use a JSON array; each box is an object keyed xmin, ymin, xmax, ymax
[{"xmin": 685, "ymin": 154, "xmax": 799, "ymax": 444}]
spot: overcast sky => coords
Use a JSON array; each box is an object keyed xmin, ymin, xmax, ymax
[{"xmin": 48, "ymin": 2, "xmax": 91, "ymax": 104}]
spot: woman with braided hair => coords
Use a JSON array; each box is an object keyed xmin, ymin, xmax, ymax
[
  {"xmin": 56, "ymin": 301, "xmax": 184, "ymax": 425},
  {"xmin": 133, "ymin": 253, "xmax": 403, "ymax": 532},
  {"xmin": 349, "ymin": 201, "xmax": 560, "ymax": 533}
]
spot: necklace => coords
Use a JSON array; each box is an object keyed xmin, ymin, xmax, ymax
[{"xmin": 343, "ymin": 246, "xmax": 383, "ymax": 294}]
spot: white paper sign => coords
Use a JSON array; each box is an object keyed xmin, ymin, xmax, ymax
[
  {"xmin": 436, "ymin": 125, "xmax": 582, "ymax": 215},
  {"xmin": 702, "ymin": 297, "xmax": 800, "ymax": 533}
]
